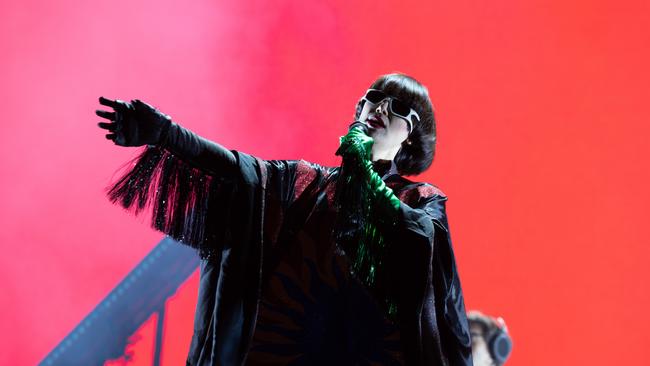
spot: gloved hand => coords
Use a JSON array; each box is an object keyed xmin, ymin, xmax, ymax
[
  {"xmin": 96, "ymin": 97, "xmax": 172, "ymax": 147},
  {"xmin": 96, "ymin": 96, "xmax": 238, "ymax": 178},
  {"xmin": 335, "ymin": 121, "xmax": 373, "ymax": 161},
  {"xmin": 336, "ymin": 121, "xmax": 401, "ymax": 217}
]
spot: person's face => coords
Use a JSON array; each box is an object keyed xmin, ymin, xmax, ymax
[
  {"xmin": 357, "ymin": 94, "xmax": 411, "ymax": 161},
  {"xmin": 470, "ymin": 323, "xmax": 497, "ymax": 366}
]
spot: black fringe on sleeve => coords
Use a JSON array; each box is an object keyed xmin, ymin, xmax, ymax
[{"xmin": 106, "ymin": 145, "xmax": 237, "ymax": 260}]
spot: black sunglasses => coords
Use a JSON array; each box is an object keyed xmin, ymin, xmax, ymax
[{"xmin": 362, "ymin": 89, "xmax": 420, "ymax": 132}]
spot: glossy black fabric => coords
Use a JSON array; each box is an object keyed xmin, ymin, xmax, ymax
[
  {"xmin": 107, "ymin": 124, "xmax": 472, "ymax": 365},
  {"xmin": 185, "ymin": 151, "xmax": 265, "ymax": 365},
  {"xmin": 390, "ymin": 184, "xmax": 473, "ymax": 365},
  {"xmin": 185, "ymin": 155, "xmax": 471, "ymax": 366}
]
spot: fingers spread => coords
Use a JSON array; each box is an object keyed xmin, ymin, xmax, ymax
[{"xmin": 96, "ymin": 110, "xmax": 115, "ymax": 120}]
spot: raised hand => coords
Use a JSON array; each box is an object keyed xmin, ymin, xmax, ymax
[
  {"xmin": 335, "ymin": 121, "xmax": 400, "ymax": 217},
  {"xmin": 96, "ymin": 97, "xmax": 172, "ymax": 147},
  {"xmin": 336, "ymin": 121, "xmax": 374, "ymax": 162}
]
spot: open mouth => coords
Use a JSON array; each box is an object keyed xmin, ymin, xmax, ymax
[{"xmin": 366, "ymin": 115, "xmax": 385, "ymax": 129}]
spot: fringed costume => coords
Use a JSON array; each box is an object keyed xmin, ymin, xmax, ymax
[{"xmin": 106, "ymin": 122, "xmax": 472, "ymax": 366}]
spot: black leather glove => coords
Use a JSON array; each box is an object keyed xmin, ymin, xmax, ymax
[
  {"xmin": 97, "ymin": 97, "xmax": 172, "ymax": 147},
  {"xmin": 96, "ymin": 96, "xmax": 237, "ymax": 177}
]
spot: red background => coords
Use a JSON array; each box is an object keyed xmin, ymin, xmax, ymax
[{"xmin": 1, "ymin": 0, "xmax": 649, "ymax": 365}]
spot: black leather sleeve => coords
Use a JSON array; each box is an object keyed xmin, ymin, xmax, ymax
[{"xmin": 158, "ymin": 122, "xmax": 238, "ymax": 179}]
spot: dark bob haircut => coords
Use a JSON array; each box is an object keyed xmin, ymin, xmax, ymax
[{"xmin": 354, "ymin": 73, "xmax": 436, "ymax": 176}]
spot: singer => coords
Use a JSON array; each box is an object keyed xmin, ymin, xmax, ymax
[{"xmin": 96, "ymin": 73, "xmax": 472, "ymax": 365}]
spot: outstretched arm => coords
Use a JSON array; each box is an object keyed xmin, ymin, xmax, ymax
[
  {"xmin": 96, "ymin": 96, "xmax": 303, "ymax": 260},
  {"xmin": 96, "ymin": 96, "xmax": 237, "ymax": 178},
  {"xmin": 96, "ymin": 96, "xmax": 245, "ymax": 258}
]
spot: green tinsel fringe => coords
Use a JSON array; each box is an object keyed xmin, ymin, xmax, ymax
[{"xmin": 334, "ymin": 154, "xmax": 398, "ymax": 322}]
